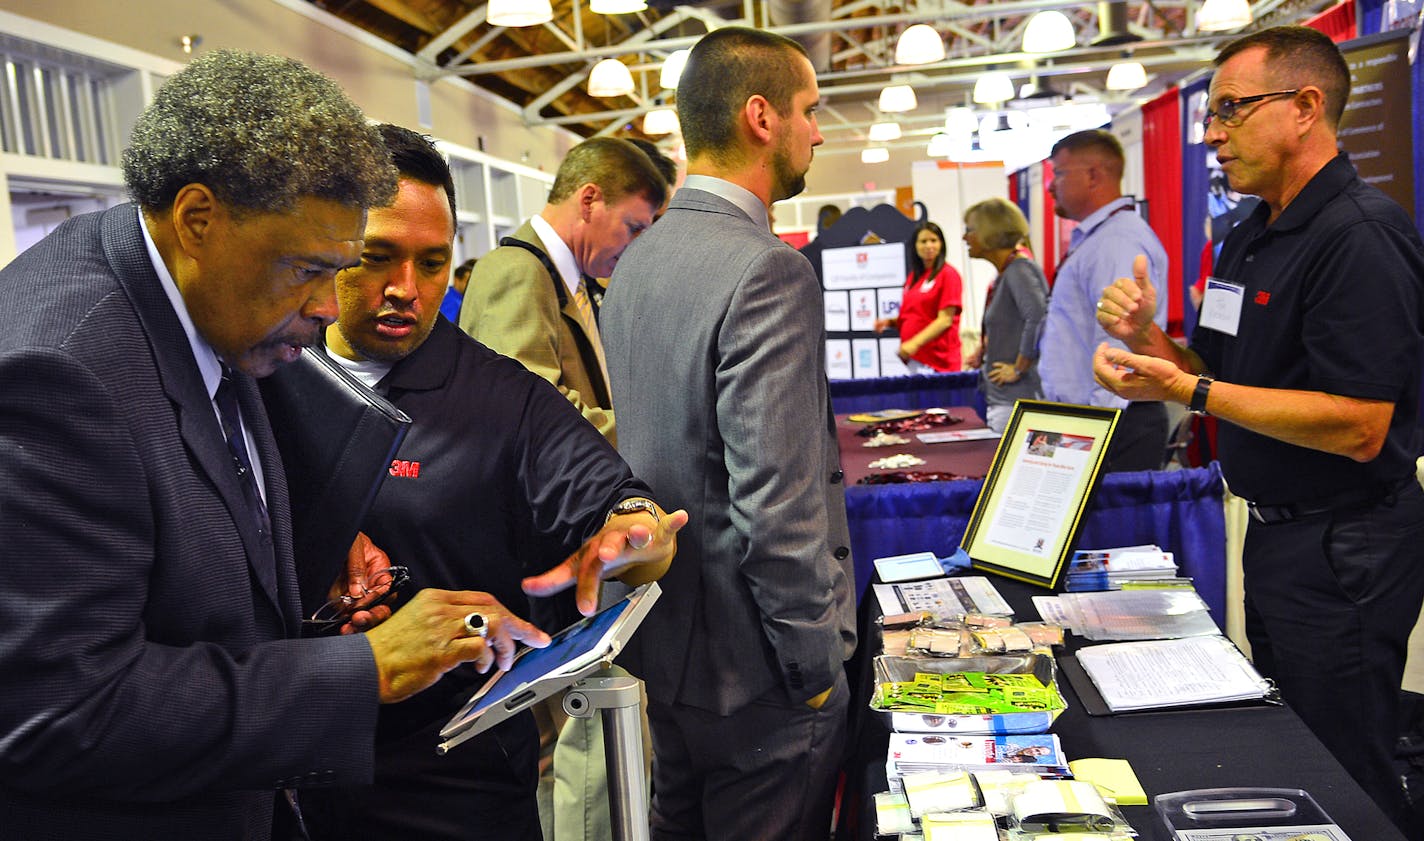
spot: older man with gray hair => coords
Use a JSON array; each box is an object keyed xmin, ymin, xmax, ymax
[{"xmin": 0, "ymin": 51, "xmax": 556, "ymax": 840}]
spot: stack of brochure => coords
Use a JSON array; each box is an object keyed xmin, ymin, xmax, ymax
[
  {"xmin": 886, "ymin": 733, "xmax": 1069, "ymax": 791},
  {"xmin": 1064, "ymin": 545, "xmax": 1178, "ymax": 592}
]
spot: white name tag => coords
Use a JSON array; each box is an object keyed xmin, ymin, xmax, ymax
[{"xmin": 1199, "ymin": 277, "xmax": 1245, "ymax": 337}]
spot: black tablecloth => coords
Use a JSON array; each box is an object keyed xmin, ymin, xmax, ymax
[{"xmin": 839, "ymin": 576, "xmax": 1404, "ymax": 841}]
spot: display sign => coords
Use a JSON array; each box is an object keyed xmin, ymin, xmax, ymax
[
  {"xmin": 1338, "ymin": 30, "xmax": 1415, "ymax": 220},
  {"xmin": 822, "ymin": 242, "xmax": 908, "ymax": 291},
  {"xmin": 964, "ymin": 401, "xmax": 1119, "ymax": 588}
]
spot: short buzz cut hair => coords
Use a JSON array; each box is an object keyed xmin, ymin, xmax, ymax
[
  {"xmin": 965, "ymin": 197, "xmax": 1031, "ymax": 251},
  {"xmin": 1215, "ymin": 25, "xmax": 1351, "ymax": 128},
  {"xmin": 377, "ymin": 124, "xmax": 457, "ymax": 231},
  {"xmin": 1050, "ymin": 129, "xmax": 1125, "ymax": 179},
  {"xmin": 546, "ymin": 137, "xmax": 668, "ymax": 210},
  {"xmin": 123, "ymin": 50, "xmax": 396, "ymax": 215},
  {"xmin": 677, "ymin": 27, "xmax": 810, "ymax": 163}
]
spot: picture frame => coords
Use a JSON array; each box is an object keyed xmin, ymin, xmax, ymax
[{"xmin": 963, "ymin": 401, "xmax": 1119, "ymax": 589}]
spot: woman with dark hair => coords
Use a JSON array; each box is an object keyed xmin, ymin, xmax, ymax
[
  {"xmin": 874, "ymin": 221, "xmax": 964, "ymax": 371},
  {"xmin": 962, "ymin": 197, "xmax": 1048, "ymax": 432}
]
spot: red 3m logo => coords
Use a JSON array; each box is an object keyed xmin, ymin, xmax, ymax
[
  {"xmin": 856, "ymin": 252, "xmax": 868, "ymax": 265},
  {"xmin": 389, "ymin": 459, "xmax": 421, "ymax": 478}
]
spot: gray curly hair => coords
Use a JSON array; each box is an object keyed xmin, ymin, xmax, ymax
[{"xmin": 122, "ymin": 50, "xmax": 397, "ymax": 214}]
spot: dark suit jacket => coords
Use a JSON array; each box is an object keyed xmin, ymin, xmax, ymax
[
  {"xmin": 0, "ymin": 205, "xmax": 378, "ymax": 840},
  {"xmin": 602, "ymin": 186, "xmax": 857, "ymax": 716}
]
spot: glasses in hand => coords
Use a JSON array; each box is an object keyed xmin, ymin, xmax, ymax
[{"xmin": 303, "ymin": 566, "xmax": 410, "ymax": 634}]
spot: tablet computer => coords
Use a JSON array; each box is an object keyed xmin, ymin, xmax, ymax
[{"xmin": 437, "ymin": 582, "xmax": 660, "ymax": 754}]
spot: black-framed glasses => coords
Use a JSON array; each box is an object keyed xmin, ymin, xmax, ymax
[
  {"xmin": 303, "ymin": 566, "xmax": 410, "ymax": 633},
  {"xmin": 1202, "ymin": 90, "xmax": 1299, "ymax": 132}
]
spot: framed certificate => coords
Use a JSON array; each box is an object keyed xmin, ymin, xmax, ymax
[{"xmin": 963, "ymin": 401, "xmax": 1119, "ymax": 589}]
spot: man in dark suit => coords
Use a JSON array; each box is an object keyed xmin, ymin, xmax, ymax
[
  {"xmin": 601, "ymin": 27, "xmax": 857, "ymax": 841},
  {"xmin": 0, "ymin": 51, "xmax": 556, "ymax": 840},
  {"xmin": 297, "ymin": 123, "xmax": 686, "ymax": 841}
]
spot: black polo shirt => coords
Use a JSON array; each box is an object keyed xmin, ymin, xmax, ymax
[{"xmin": 1190, "ymin": 153, "xmax": 1424, "ymax": 504}]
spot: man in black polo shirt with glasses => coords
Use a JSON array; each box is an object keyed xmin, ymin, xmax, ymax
[{"xmin": 1091, "ymin": 25, "xmax": 1424, "ymax": 831}]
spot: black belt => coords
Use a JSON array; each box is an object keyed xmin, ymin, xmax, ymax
[{"xmin": 1245, "ymin": 475, "xmax": 1415, "ymax": 525}]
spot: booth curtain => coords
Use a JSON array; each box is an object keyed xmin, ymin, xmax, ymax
[
  {"xmin": 1179, "ymin": 75, "xmax": 1212, "ymax": 340},
  {"xmin": 844, "ymin": 462, "xmax": 1229, "ymax": 623},
  {"xmin": 1142, "ymin": 87, "xmax": 1185, "ymax": 337},
  {"xmin": 1306, "ymin": 1, "xmax": 1358, "ymax": 39},
  {"xmin": 829, "ymin": 371, "xmax": 984, "ymax": 415}
]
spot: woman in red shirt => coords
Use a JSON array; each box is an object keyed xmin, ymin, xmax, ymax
[{"xmin": 874, "ymin": 222, "xmax": 963, "ymax": 371}]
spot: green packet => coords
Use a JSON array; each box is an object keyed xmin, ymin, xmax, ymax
[{"xmin": 872, "ymin": 671, "xmax": 1059, "ymax": 714}]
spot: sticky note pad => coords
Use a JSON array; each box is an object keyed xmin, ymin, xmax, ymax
[{"xmin": 1068, "ymin": 758, "xmax": 1147, "ymax": 806}]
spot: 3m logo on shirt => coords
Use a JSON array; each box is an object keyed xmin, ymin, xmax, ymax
[
  {"xmin": 1255, "ymin": 291, "xmax": 1271, "ymax": 306},
  {"xmin": 389, "ymin": 459, "xmax": 421, "ymax": 478}
]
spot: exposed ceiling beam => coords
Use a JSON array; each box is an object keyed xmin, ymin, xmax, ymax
[{"xmin": 417, "ymin": 4, "xmax": 489, "ymax": 61}]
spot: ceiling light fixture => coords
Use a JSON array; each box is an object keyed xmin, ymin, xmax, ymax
[
  {"xmin": 895, "ymin": 24, "xmax": 945, "ymax": 65},
  {"xmin": 868, "ymin": 121, "xmax": 902, "ymax": 142},
  {"xmin": 878, "ymin": 84, "xmax": 918, "ymax": 113},
  {"xmin": 927, "ymin": 132, "xmax": 955, "ymax": 156},
  {"xmin": 1105, "ymin": 61, "xmax": 1148, "ymax": 90},
  {"xmin": 1022, "ymin": 11, "xmax": 1076, "ymax": 52},
  {"xmin": 590, "ymin": 0, "xmax": 648, "ymax": 12},
  {"xmin": 486, "ymin": 0, "xmax": 554, "ymax": 27},
  {"xmin": 945, "ymin": 106, "xmax": 978, "ymax": 136},
  {"xmin": 1197, "ymin": 0, "xmax": 1253, "ymax": 31},
  {"xmin": 588, "ymin": 58, "xmax": 635, "ymax": 97},
  {"xmin": 973, "ymin": 72, "xmax": 1014, "ymax": 104},
  {"xmin": 643, "ymin": 107, "xmax": 679, "ymax": 136},
  {"xmin": 179, "ymin": 34, "xmax": 202, "ymax": 54},
  {"xmin": 861, "ymin": 147, "xmax": 891, "ymax": 164},
  {"xmin": 660, "ymin": 49, "xmax": 690, "ymax": 89}
]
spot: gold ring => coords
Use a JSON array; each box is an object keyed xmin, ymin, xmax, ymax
[{"xmin": 462, "ymin": 612, "xmax": 489, "ymax": 638}]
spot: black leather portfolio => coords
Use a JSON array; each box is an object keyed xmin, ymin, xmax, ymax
[{"xmin": 259, "ymin": 348, "xmax": 412, "ymax": 611}]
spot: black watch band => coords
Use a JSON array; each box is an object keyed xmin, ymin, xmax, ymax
[{"xmin": 1189, "ymin": 375, "xmax": 1214, "ymax": 416}]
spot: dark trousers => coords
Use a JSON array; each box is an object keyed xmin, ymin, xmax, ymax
[
  {"xmin": 1242, "ymin": 480, "xmax": 1424, "ymax": 831},
  {"xmin": 283, "ymin": 711, "xmax": 543, "ymax": 841},
  {"xmin": 647, "ymin": 671, "xmax": 849, "ymax": 841},
  {"xmin": 1103, "ymin": 401, "xmax": 1168, "ymax": 473}
]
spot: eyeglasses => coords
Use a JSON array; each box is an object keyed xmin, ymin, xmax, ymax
[
  {"xmin": 303, "ymin": 566, "xmax": 410, "ymax": 633},
  {"xmin": 1202, "ymin": 90, "xmax": 1299, "ymax": 132}
]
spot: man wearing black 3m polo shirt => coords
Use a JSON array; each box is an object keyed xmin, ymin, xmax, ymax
[{"xmin": 1092, "ymin": 26, "xmax": 1424, "ymax": 832}]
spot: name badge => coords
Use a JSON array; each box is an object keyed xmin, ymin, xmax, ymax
[{"xmin": 1198, "ymin": 277, "xmax": 1244, "ymax": 337}]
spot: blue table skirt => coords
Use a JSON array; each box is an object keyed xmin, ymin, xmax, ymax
[
  {"xmin": 845, "ymin": 462, "xmax": 1228, "ymax": 622},
  {"xmin": 830, "ymin": 372, "xmax": 985, "ymax": 416}
]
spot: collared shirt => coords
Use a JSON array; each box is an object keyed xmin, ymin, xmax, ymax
[
  {"xmin": 681, "ymin": 174, "xmax": 771, "ymax": 230},
  {"xmin": 1190, "ymin": 153, "xmax": 1424, "ymax": 503},
  {"xmin": 325, "ymin": 347, "xmax": 394, "ymax": 390},
  {"xmin": 1038, "ymin": 196, "xmax": 1168, "ymax": 408},
  {"xmin": 138, "ymin": 207, "xmax": 267, "ymax": 500},
  {"xmin": 530, "ymin": 212, "xmax": 582, "ymax": 296}
]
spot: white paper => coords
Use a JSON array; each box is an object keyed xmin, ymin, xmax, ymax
[
  {"xmin": 1031, "ymin": 596, "xmax": 1076, "ymax": 630},
  {"xmin": 877, "ymin": 286, "xmax": 904, "ymax": 325},
  {"xmin": 917, "ymin": 428, "xmax": 1002, "ymax": 444},
  {"xmin": 823, "ymin": 290, "xmax": 850, "ymax": 332},
  {"xmin": 825, "ymin": 339, "xmax": 853, "ymax": 380},
  {"xmin": 1198, "ymin": 277, "xmax": 1244, "ymax": 337},
  {"xmin": 821, "ymin": 242, "xmax": 907, "ymax": 290},
  {"xmin": 878, "ymin": 338, "xmax": 909, "ymax": 376},
  {"xmin": 872, "ymin": 576, "xmax": 1013, "ymax": 619},
  {"xmin": 849, "ymin": 289, "xmax": 878, "ymax": 331},
  {"xmin": 982, "ymin": 428, "xmax": 1097, "ymax": 556},
  {"xmin": 1173, "ymin": 824, "xmax": 1350, "ymax": 841},
  {"xmin": 851, "ymin": 338, "xmax": 881, "ymax": 379},
  {"xmin": 1075, "ymin": 635, "xmax": 1269, "ymax": 711}
]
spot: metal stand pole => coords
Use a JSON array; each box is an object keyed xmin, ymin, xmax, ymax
[{"xmin": 563, "ymin": 672, "xmax": 649, "ymax": 841}]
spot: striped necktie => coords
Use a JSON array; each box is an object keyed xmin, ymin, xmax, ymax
[{"xmin": 574, "ymin": 277, "xmax": 610, "ymax": 388}]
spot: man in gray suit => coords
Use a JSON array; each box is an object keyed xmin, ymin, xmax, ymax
[{"xmin": 601, "ymin": 27, "xmax": 856, "ymax": 841}]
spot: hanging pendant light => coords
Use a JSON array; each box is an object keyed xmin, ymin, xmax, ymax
[
  {"xmin": 868, "ymin": 121, "xmax": 902, "ymax": 142},
  {"xmin": 1022, "ymin": 11, "xmax": 1076, "ymax": 52},
  {"xmin": 643, "ymin": 108, "xmax": 680, "ymax": 136},
  {"xmin": 945, "ymin": 106, "xmax": 978, "ymax": 136},
  {"xmin": 878, "ymin": 84, "xmax": 918, "ymax": 113},
  {"xmin": 486, "ymin": 0, "xmax": 553, "ymax": 28},
  {"xmin": 590, "ymin": 0, "xmax": 647, "ymax": 12},
  {"xmin": 660, "ymin": 49, "xmax": 690, "ymax": 89},
  {"xmin": 1105, "ymin": 61, "xmax": 1148, "ymax": 90},
  {"xmin": 895, "ymin": 24, "xmax": 945, "ymax": 65},
  {"xmin": 973, "ymin": 72, "xmax": 1014, "ymax": 104},
  {"xmin": 1197, "ymin": 0, "xmax": 1253, "ymax": 31},
  {"xmin": 588, "ymin": 58, "xmax": 635, "ymax": 97},
  {"xmin": 861, "ymin": 147, "xmax": 890, "ymax": 164}
]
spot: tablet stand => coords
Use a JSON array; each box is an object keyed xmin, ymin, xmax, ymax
[{"xmin": 563, "ymin": 672, "xmax": 649, "ymax": 841}]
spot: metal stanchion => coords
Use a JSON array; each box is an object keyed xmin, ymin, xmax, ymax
[{"xmin": 563, "ymin": 673, "xmax": 648, "ymax": 841}]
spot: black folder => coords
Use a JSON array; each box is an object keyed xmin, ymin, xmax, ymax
[{"xmin": 259, "ymin": 349, "xmax": 412, "ymax": 611}]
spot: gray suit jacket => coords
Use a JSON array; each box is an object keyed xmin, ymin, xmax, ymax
[
  {"xmin": 602, "ymin": 186, "xmax": 856, "ymax": 715},
  {"xmin": 0, "ymin": 205, "xmax": 378, "ymax": 840}
]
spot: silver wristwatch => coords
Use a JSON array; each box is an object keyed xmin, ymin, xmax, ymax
[{"xmin": 605, "ymin": 497, "xmax": 660, "ymax": 525}]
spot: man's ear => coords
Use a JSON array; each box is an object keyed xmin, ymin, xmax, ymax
[
  {"xmin": 577, "ymin": 182, "xmax": 605, "ymax": 222},
  {"xmin": 170, "ymin": 183, "xmax": 220, "ymax": 258},
  {"xmin": 742, "ymin": 94, "xmax": 775, "ymax": 146},
  {"xmin": 1295, "ymin": 86, "xmax": 1327, "ymax": 137}
]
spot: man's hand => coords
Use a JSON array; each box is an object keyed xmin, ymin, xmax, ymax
[
  {"xmin": 522, "ymin": 505, "xmax": 689, "ymax": 616},
  {"xmin": 873, "ymin": 317, "xmax": 896, "ymax": 335},
  {"xmin": 334, "ymin": 531, "xmax": 396, "ymax": 634},
  {"xmin": 364, "ymin": 589, "xmax": 552, "ymax": 704},
  {"xmin": 1093, "ymin": 342, "xmax": 1195, "ymax": 405},
  {"xmin": 986, "ymin": 361, "xmax": 1021, "ymax": 385},
  {"xmin": 1096, "ymin": 253, "xmax": 1157, "ymax": 346}
]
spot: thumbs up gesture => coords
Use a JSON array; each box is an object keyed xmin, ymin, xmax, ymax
[{"xmin": 1095, "ymin": 254, "xmax": 1157, "ymax": 344}]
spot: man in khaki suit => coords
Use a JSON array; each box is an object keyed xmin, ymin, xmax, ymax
[{"xmin": 458, "ymin": 137, "xmax": 666, "ymax": 444}]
